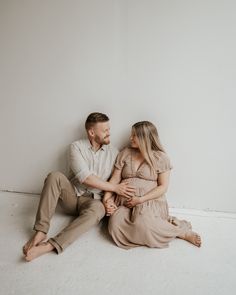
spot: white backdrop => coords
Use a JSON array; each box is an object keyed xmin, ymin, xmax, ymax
[{"xmin": 0, "ymin": 0, "xmax": 235, "ymax": 212}]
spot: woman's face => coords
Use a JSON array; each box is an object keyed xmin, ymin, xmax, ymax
[{"xmin": 130, "ymin": 129, "xmax": 139, "ymax": 148}]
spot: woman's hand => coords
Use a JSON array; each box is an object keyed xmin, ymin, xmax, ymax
[{"xmin": 125, "ymin": 196, "xmax": 143, "ymax": 208}]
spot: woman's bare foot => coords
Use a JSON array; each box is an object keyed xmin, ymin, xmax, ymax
[
  {"xmin": 183, "ymin": 231, "xmax": 201, "ymax": 247},
  {"xmin": 22, "ymin": 231, "xmax": 47, "ymax": 255},
  {"xmin": 25, "ymin": 242, "xmax": 54, "ymax": 262}
]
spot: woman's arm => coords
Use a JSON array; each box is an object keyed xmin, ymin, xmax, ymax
[
  {"xmin": 141, "ymin": 170, "xmax": 170, "ymax": 202},
  {"xmin": 125, "ymin": 171, "xmax": 170, "ymax": 208}
]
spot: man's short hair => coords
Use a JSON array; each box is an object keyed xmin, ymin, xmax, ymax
[{"xmin": 85, "ymin": 112, "xmax": 109, "ymax": 130}]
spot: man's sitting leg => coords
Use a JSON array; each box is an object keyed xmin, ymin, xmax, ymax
[
  {"xmin": 23, "ymin": 171, "xmax": 77, "ymax": 259},
  {"xmin": 48, "ymin": 196, "xmax": 106, "ymax": 253}
]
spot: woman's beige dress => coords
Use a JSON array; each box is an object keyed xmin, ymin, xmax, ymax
[{"xmin": 108, "ymin": 147, "xmax": 192, "ymax": 249}]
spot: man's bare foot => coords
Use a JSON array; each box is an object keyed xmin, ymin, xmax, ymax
[
  {"xmin": 25, "ymin": 242, "xmax": 54, "ymax": 262},
  {"xmin": 23, "ymin": 231, "xmax": 47, "ymax": 255},
  {"xmin": 183, "ymin": 231, "xmax": 201, "ymax": 247}
]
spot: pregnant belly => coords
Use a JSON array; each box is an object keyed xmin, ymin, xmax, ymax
[{"xmin": 121, "ymin": 177, "xmax": 157, "ymax": 197}]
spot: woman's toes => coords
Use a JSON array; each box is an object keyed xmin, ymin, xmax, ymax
[
  {"xmin": 196, "ymin": 235, "xmax": 201, "ymax": 247},
  {"xmin": 184, "ymin": 231, "xmax": 202, "ymax": 247}
]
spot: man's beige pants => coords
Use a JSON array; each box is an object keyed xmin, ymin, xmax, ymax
[{"xmin": 33, "ymin": 171, "xmax": 105, "ymax": 253}]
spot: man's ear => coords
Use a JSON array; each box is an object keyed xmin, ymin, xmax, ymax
[{"xmin": 88, "ymin": 128, "xmax": 94, "ymax": 137}]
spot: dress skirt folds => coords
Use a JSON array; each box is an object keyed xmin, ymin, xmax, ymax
[{"xmin": 108, "ymin": 147, "xmax": 192, "ymax": 249}]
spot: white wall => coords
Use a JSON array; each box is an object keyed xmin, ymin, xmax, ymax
[{"xmin": 0, "ymin": 0, "xmax": 235, "ymax": 212}]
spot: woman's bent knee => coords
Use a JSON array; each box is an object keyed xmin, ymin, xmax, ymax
[{"xmin": 108, "ymin": 214, "xmax": 120, "ymax": 234}]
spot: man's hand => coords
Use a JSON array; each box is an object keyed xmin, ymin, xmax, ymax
[
  {"xmin": 103, "ymin": 198, "xmax": 118, "ymax": 216},
  {"xmin": 114, "ymin": 180, "xmax": 136, "ymax": 198},
  {"xmin": 125, "ymin": 196, "xmax": 143, "ymax": 208}
]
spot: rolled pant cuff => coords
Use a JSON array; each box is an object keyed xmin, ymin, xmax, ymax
[
  {"xmin": 33, "ymin": 224, "xmax": 48, "ymax": 234},
  {"xmin": 48, "ymin": 238, "xmax": 63, "ymax": 254}
]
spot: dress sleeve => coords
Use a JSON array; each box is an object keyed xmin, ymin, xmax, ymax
[
  {"xmin": 114, "ymin": 148, "xmax": 129, "ymax": 170},
  {"xmin": 156, "ymin": 152, "xmax": 173, "ymax": 174}
]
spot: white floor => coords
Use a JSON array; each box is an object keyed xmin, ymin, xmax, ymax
[{"xmin": 0, "ymin": 192, "xmax": 236, "ymax": 295}]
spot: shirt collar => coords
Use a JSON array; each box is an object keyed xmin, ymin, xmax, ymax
[{"xmin": 86, "ymin": 139, "xmax": 107, "ymax": 152}]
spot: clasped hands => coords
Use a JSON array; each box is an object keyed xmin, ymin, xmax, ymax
[{"xmin": 104, "ymin": 196, "xmax": 142, "ymax": 216}]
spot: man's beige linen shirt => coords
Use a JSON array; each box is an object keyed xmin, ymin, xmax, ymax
[{"xmin": 69, "ymin": 139, "xmax": 118, "ymax": 200}]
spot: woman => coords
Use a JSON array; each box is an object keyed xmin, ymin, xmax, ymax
[{"xmin": 103, "ymin": 121, "xmax": 201, "ymax": 249}]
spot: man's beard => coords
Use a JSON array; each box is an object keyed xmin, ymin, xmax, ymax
[
  {"xmin": 102, "ymin": 136, "xmax": 110, "ymax": 145},
  {"xmin": 95, "ymin": 135, "xmax": 110, "ymax": 145}
]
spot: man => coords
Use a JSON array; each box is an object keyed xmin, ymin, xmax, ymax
[{"xmin": 23, "ymin": 112, "xmax": 134, "ymax": 261}]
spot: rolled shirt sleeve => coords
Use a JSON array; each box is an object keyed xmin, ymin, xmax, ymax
[{"xmin": 69, "ymin": 142, "xmax": 92, "ymax": 183}]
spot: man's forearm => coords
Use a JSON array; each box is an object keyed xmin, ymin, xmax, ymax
[
  {"xmin": 103, "ymin": 191, "xmax": 114, "ymax": 203},
  {"xmin": 103, "ymin": 169, "xmax": 122, "ymax": 202},
  {"xmin": 82, "ymin": 174, "xmax": 115, "ymax": 192}
]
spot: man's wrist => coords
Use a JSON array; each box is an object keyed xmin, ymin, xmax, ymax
[
  {"xmin": 139, "ymin": 196, "xmax": 145, "ymax": 204},
  {"xmin": 111, "ymin": 183, "xmax": 117, "ymax": 193}
]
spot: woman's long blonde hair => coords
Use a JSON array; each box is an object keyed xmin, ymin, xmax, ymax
[{"xmin": 132, "ymin": 121, "xmax": 165, "ymax": 172}]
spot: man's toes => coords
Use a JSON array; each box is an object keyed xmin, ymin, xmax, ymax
[
  {"xmin": 25, "ymin": 253, "xmax": 35, "ymax": 262},
  {"xmin": 25, "ymin": 255, "xmax": 31, "ymax": 262},
  {"xmin": 23, "ymin": 243, "xmax": 30, "ymax": 255},
  {"xmin": 23, "ymin": 246, "xmax": 27, "ymax": 255},
  {"xmin": 22, "ymin": 240, "xmax": 36, "ymax": 255},
  {"xmin": 24, "ymin": 247, "xmax": 37, "ymax": 262}
]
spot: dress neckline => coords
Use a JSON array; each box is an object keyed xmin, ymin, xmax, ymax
[{"xmin": 131, "ymin": 149, "xmax": 145, "ymax": 174}]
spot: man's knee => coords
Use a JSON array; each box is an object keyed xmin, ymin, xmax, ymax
[
  {"xmin": 46, "ymin": 171, "xmax": 65, "ymax": 183},
  {"xmin": 92, "ymin": 201, "xmax": 106, "ymax": 220},
  {"xmin": 82, "ymin": 201, "xmax": 105, "ymax": 221}
]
